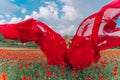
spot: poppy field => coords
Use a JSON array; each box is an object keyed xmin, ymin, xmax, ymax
[{"xmin": 0, "ymin": 48, "xmax": 120, "ymax": 80}]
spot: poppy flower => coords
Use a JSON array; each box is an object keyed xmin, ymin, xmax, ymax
[{"xmin": 35, "ymin": 73, "xmax": 40, "ymax": 78}]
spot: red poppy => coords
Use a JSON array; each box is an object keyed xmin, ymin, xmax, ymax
[
  {"xmin": 99, "ymin": 74, "xmax": 105, "ymax": 80},
  {"xmin": 19, "ymin": 64, "xmax": 23, "ymax": 69},
  {"xmin": 112, "ymin": 71, "xmax": 117, "ymax": 76},
  {"xmin": 22, "ymin": 76, "xmax": 27, "ymax": 80},
  {"xmin": 85, "ymin": 77, "xmax": 90, "ymax": 80},
  {"xmin": 0, "ymin": 73, "xmax": 8, "ymax": 80},
  {"xmin": 46, "ymin": 71, "xmax": 53, "ymax": 77},
  {"xmin": 27, "ymin": 77, "xmax": 31, "ymax": 80},
  {"xmin": 35, "ymin": 73, "xmax": 40, "ymax": 78}
]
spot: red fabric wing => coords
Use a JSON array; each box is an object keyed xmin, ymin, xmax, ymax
[
  {"xmin": 97, "ymin": 14, "xmax": 120, "ymax": 50},
  {"xmin": 69, "ymin": 0, "xmax": 120, "ymax": 70},
  {"xmin": 0, "ymin": 0, "xmax": 120, "ymax": 70},
  {"xmin": 92, "ymin": 0, "xmax": 120, "ymax": 44},
  {"xmin": 68, "ymin": 14, "xmax": 96, "ymax": 70},
  {"xmin": 94, "ymin": 0, "xmax": 120, "ymax": 50},
  {"xmin": 0, "ymin": 18, "xmax": 68, "ymax": 66}
]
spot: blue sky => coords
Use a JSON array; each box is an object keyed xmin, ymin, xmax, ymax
[
  {"xmin": 0, "ymin": 0, "xmax": 113, "ymax": 35},
  {"xmin": 117, "ymin": 17, "xmax": 120, "ymax": 27}
]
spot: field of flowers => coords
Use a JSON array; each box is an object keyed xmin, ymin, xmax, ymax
[{"xmin": 0, "ymin": 48, "xmax": 120, "ymax": 80}]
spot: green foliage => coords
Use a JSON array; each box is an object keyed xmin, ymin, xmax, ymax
[
  {"xmin": 0, "ymin": 57, "xmax": 120, "ymax": 80},
  {"xmin": 0, "ymin": 33, "xmax": 39, "ymax": 48}
]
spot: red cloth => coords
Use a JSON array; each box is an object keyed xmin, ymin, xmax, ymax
[
  {"xmin": 0, "ymin": 0, "xmax": 120, "ymax": 70},
  {"xmin": 94, "ymin": 0, "xmax": 120, "ymax": 50},
  {"xmin": 68, "ymin": 14, "xmax": 96, "ymax": 70},
  {"xmin": 69, "ymin": 0, "xmax": 120, "ymax": 70},
  {"xmin": 0, "ymin": 18, "xmax": 68, "ymax": 66},
  {"xmin": 92, "ymin": 0, "xmax": 120, "ymax": 44},
  {"xmin": 96, "ymin": 13, "xmax": 120, "ymax": 50}
]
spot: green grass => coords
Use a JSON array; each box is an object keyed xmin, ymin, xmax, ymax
[
  {"xmin": 0, "ymin": 49, "xmax": 120, "ymax": 80},
  {"xmin": 0, "ymin": 57, "xmax": 119, "ymax": 80},
  {"xmin": 0, "ymin": 33, "xmax": 39, "ymax": 48}
]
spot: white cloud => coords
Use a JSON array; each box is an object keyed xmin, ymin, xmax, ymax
[
  {"xmin": 0, "ymin": 19, "xmax": 7, "ymax": 24},
  {"xmin": 24, "ymin": 15, "xmax": 32, "ymax": 20},
  {"xmin": 24, "ymin": 1, "xmax": 58, "ymax": 20},
  {"xmin": 9, "ymin": 17, "xmax": 22, "ymax": 23},
  {"xmin": 24, "ymin": 12, "xmax": 40, "ymax": 20},
  {"xmin": 60, "ymin": 0, "xmax": 72, "ymax": 4},
  {"xmin": 56, "ymin": 25, "xmax": 75, "ymax": 35},
  {"xmin": 61, "ymin": 5, "xmax": 78, "ymax": 21},
  {"xmin": 21, "ymin": 8, "xmax": 27, "ymax": 14},
  {"xmin": 31, "ymin": 11, "xmax": 40, "ymax": 19},
  {"xmin": 39, "ymin": 2, "xmax": 58, "ymax": 20},
  {"xmin": 39, "ymin": 7, "xmax": 52, "ymax": 18}
]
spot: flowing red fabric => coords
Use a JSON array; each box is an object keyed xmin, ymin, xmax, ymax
[
  {"xmin": 92, "ymin": 0, "xmax": 120, "ymax": 44},
  {"xmin": 68, "ymin": 14, "xmax": 97, "ymax": 70},
  {"xmin": 0, "ymin": 18, "xmax": 68, "ymax": 66},
  {"xmin": 0, "ymin": 0, "xmax": 120, "ymax": 70},
  {"xmin": 96, "ymin": 13, "xmax": 120, "ymax": 50},
  {"xmin": 69, "ymin": 0, "xmax": 120, "ymax": 70},
  {"xmin": 93, "ymin": 0, "xmax": 120, "ymax": 51}
]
